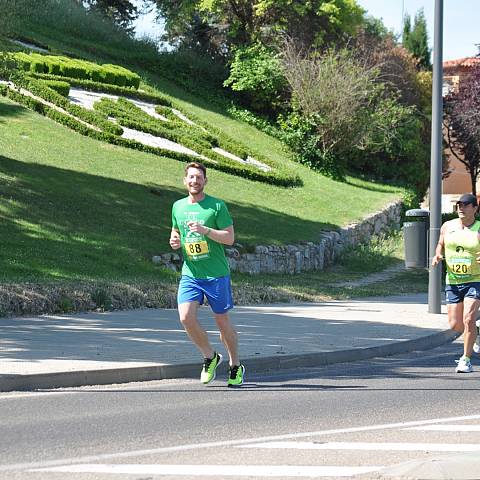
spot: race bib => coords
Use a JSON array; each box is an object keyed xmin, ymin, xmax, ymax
[
  {"xmin": 185, "ymin": 240, "xmax": 209, "ymax": 257},
  {"xmin": 449, "ymin": 257, "xmax": 472, "ymax": 275}
]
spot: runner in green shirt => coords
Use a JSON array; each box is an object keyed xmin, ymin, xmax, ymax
[
  {"xmin": 170, "ymin": 162, "xmax": 245, "ymax": 386},
  {"xmin": 432, "ymin": 193, "xmax": 480, "ymax": 373}
]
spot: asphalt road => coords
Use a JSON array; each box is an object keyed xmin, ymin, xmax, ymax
[{"xmin": 1, "ymin": 339, "xmax": 479, "ymax": 480}]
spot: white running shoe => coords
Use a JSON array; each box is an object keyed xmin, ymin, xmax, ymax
[
  {"xmin": 455, "ymin": 357, "xmax": 473, "ymax": 373},
  {"xmin": 474, "ymin": 319, "xmax": 480, "ymax": 354}
]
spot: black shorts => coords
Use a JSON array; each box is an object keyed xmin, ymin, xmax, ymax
[{"xmin": 445, "ymin": 282, "xmax": 480, "ymax": 304}]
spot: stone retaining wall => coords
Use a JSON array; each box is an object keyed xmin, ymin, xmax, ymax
[{"xmin": 154, "ymin": 200, "xmax": 403, "ymax": 275}]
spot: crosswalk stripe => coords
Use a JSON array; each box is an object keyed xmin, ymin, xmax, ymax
[
  {"xmin": 405, "ymin": 425, "xmax": 480, "ymax": 432},
  {"xmin": 31, "ymin": 464, "xmax": 383, "ymax": 477},
  {"xmin": 240, "ymin": 441, "xmax": 480, "ymax": 452},
  {"xmin": 5, "ymin": 414, "xmax": 480, "ymax": 473}
]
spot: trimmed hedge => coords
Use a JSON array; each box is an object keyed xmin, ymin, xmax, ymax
[
  {"xmin": 42, "ymin": 79, "xmax": 70, "ymax": 97},
  {"xmin": 28, "ymin": 72, "xmax": 172, "ymax": 106},
  {"xmin": 165, "ymin": 100, "xmax": 285, "ymax": 173},
  {"xmin": 18, "ymin": 70, "xmax": 298, "ymax": 183},
  {"xmin": 14, "ymin": 52, "xmax": 140, "ymax": 88},
  {"xmin": 93, "ymin": 97, "xmax": 301, "ymax": 186},
  {"xmin": 22, "ymin": 77, "xmax": 122, "ymax": 136},
  {"xmin": 94, "ymin": 98, "xmax": 214, "ymax": 150},
  {"xmin": 1, "ymin": 86, "xmax": 301, "ymax": 186}
]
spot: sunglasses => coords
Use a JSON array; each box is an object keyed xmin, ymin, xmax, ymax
[{"xmin": 456, "ymin": 201, "xmax": 474, "ymax": 207}]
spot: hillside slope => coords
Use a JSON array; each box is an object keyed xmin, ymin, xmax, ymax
[{"xmin": 0, "ymin": 13, "xmax": 405, "ymax": 287}]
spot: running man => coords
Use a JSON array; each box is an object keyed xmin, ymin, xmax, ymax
[
  {"xmin": 432, "ymin": 193, "xmax": 480, "ymax": 373},
  {"xmin": 169, "ymin": 162, "xmax": 245, "ymax": 386}
]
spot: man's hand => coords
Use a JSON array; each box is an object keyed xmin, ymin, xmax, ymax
[
  {"xmin": 169, "ymin": 230, "xmax": 181, "ymax": 250},
  {"xmin": 187, "ymin": 221, "xmax": 209, "ymax": 235},
  {"xmin": 431, "ymin": 253, "xmax": 443, "ymax": 266}
]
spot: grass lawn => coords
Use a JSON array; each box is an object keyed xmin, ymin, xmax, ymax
[
  {"xmin": 0, "ymin": 94, "xmax": 402, "ymax": 282},
  {"xmin": 0, "ymin": 11, "xmax": 429, "ymax": 316}
]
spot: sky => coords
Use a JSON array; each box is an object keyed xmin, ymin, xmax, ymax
[
  {"xmin": 134, "ymin": 0, "xmax": 479, "ymax": 61},
  {"xmin": 357, "ymin": 0, "xmax": 479, "ymax": 60}
]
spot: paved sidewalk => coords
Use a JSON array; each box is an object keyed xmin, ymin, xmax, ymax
[{"xmin": 0, "ymin": 293, "xmax": 457, "ymax": 392}]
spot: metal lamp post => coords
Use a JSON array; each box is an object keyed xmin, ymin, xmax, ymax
[{"xmin": 428, "ymin": 0, "xmax": 444, "ymax": 314}]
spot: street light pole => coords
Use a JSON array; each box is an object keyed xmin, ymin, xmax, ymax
[{"xmin": 428, "ymin": 0, "xmax": 444, "ymax": 314}]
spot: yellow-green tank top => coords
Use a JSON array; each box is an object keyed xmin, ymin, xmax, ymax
[{"xmin": 444, "ymin": 220, "xmax": 480, "ymax": 284}]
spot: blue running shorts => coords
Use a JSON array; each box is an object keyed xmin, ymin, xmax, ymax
[
  {"xmin": 445, "ymin": 282, "xmax": 480, "ymax": 304},
  {"xmin": 177, "ymin": 275, "xmax": 234, "ymax": 314}
]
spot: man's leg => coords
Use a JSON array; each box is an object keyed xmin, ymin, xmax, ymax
[
  {"xmin": 462, "ymin": 297, "xmax": 480, "ymax": 357},
  {"xmin": 178, "ymin": 301, "xmax": 214, "ymax": 359},
  {"xmin": 447, "ymin": 302, "xmax": 464, "ymax": 332},
  {"xmin": 214, "ymin": 312, "xmax": 239, "ymax": 366}
]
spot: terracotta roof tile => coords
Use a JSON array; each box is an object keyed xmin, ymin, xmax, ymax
[{"xmin": 443, "ymin": 57, "xmax": 480, "ymax": 69}]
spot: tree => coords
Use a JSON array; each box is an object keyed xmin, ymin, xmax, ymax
[
  {"xmin": 279, "ymin": 44, "xmax": 383, "ymax": 179},
  {"xmin": 82, "ymin": 0, "xmax": 141, "ymax": 32},
  {"xmin": 153, "ymin": 0, "xmax": 365, "ymax": 58},
  {"xmin": 224, "ymin": 42, "xmax": 288, "ymax": 115},
  {"xmin": 444, "ymin": 66, "xmax": 480, "ymax": 195},
  {"xmin": 402, "ymin": 9, "xmax": 431, "ymax": 70}
]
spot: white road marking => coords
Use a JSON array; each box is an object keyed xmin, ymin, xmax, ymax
[
  {"xmin": 240, "ymin": 441, "xmax": 480, "ymax": 452},
  {"xmin": 405, "ymin": 425, "xmax": 480, "ymax": 432},
  {"xmin": 0, "ymin": 391, "xmax": 73, "ymax": 400},
  {"xmin": 31, "ymin": 464, "xmax": 382, "ymax": 477},
  {"xmin": 3, "ymin": 414, "xmax": 480, "ymax": 472}
]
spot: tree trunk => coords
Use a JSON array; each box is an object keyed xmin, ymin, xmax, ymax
[{"xmin": 470, "ymin": 171, "xmax": 477, "ymax": 196}]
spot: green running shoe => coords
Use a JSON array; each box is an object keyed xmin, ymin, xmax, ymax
[
  {"xmin": 200, "ymin": 352, "xmax": 223, "ymax": 384},
  {"xmin": 227, "ymin": 364, "xmax": 245, "ymax": 387}
]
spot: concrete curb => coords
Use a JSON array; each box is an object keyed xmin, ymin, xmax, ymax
[{"xmin": 0, "ymin": 329, "xmax": 459, "ymax": 392}]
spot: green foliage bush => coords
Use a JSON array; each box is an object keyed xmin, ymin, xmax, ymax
[
  {"xmin": 42, "ymin": 79, "xmax": 70, "ymax": 97},
  {"xmin": 224, "ymin": 43, "xmax": 289, "ymax": 116},
  {"xmin": 278, "ymin": 46, "xmax": 430, "ymax": 190},
  {"xmin": 0, "ymin": 51, "xmax": 20, "ymax": 82},
  {"xmin": 14, "ymin": 52, "xmax": 141, "ymax": 88},
  {"xmin": 337, "ymin": 231, "xmax": 401, "ymax": 273},
  {"xmin": 13, "ymin": 51, "xmax": 32, "ymax": 71},
  {"xmin": 278, "ymin": 112, "xmax": 350, "ymax": 180}
]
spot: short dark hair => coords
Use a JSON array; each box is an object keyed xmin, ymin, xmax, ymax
[{"xmin": 184, "ymin": 162, "xmax": 207, "ymax": 178}]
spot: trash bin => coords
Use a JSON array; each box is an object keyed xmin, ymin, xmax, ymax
[{"xmin": 403, "ymin": 209, "xmax": 429, "ymax": 269}]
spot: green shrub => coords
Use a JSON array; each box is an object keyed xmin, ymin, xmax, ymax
[
  {"xmin": 13, "ymin": 51, "xmax": 31, "ymax": 71},
  {"xmin": 14, "ymin": 53, "xmax": 141, "ymax": 89},
  {"xmin": 55, "ymin": 296, "xmax": 75, "ymax": 313},
  {"xmin": 224, "ymin": 43, "xmax": 289, "ymax": 116},
  {"xmin": 91, "ymin": 288, "xmax": 113, "ymax": 310},
  {"xmin": 337, "ymin": 231, "xmax": 401, "ymax": 273},
  {"xmin": 30, "ymin": 57, "xmax": 46, "ymax": 73},
  {"xmin": 42, "ymin": 79, "xmax": 70, "ymax": 97}
]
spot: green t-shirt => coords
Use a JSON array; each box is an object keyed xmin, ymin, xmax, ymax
[
  {"xmin": 444, "ymin": 220, "xmax": 480, "ymax": 284},
  {"xmin": 171, "ymin": 194, "xmax": 233, "ymax": 279}
]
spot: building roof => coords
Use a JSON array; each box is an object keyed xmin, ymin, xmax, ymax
[{"xmin": 444, "ymin": 57, "xmax": 480, "ymax": 69}]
